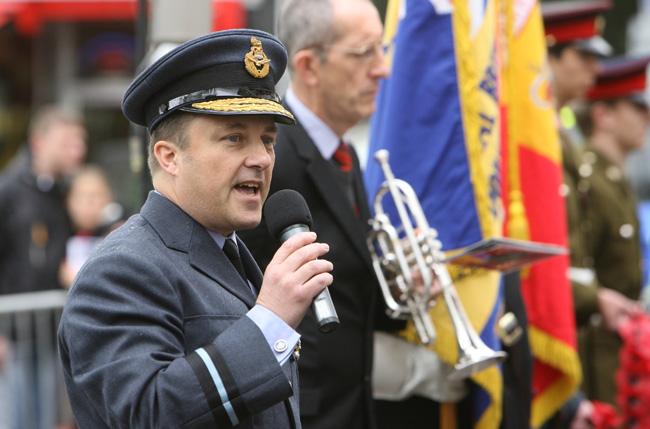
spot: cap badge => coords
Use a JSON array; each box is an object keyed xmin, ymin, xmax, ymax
[{"xmin": 245, "ymin": 37, "xmax": 270, "ymax": 79}]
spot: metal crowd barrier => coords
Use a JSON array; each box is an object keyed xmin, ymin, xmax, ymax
[{"xmin": 0, "ymin": 290, "xmax": 71, "ymax": 429}]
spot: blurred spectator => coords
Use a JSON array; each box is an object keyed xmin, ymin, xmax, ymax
[
  {"xmin": 0, "ymin": 105, "xmax": 87, "ymax": 295},
  {"xmin": 0, "ymin": 105, "xmax": 86, "ymax": 429},
  {"xmin": 59, "ymin": 165, "xmax": 124, "ymax": 287}
]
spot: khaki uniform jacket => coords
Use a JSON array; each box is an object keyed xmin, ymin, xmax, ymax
[
  {"xmin": 565, "ymin": 139, "xmax": 643, "ymax": 404},
  {"xmin": 562, "ymin": 136, "xmax": 600, "ymax": 325}
]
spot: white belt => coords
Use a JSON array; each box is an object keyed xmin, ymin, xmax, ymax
[{"xmin": 568, "ymin": 267, "xmax": 595, "ymax": 286}]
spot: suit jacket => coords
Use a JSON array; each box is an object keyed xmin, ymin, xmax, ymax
[
  {"xmin": 58, "ymin": 192, "xmax": 300, "ymax": 429},
  {"xmin": 240, "ymin": 119, "xmax": 396, "ymax": 429}
]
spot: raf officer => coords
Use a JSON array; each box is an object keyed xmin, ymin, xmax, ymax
[{"xmin": 58, "ymin": 29, "xmax": 334, "ymax": 428}]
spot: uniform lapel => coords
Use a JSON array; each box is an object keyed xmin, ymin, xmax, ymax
[
  {"xmin": 141, "ymin": 192, "xmax": 257, "ymax": 307},
  {"xmin": 282, "ymin": 122, "xmax": 373, "ymax": 272}
]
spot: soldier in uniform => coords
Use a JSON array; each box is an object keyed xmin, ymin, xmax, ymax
[
  {"xmin": 572, "ymin": 56, "xmax": 650, "ymax": 405},
  {"xmin": 541, "ymin": 1, "xmax": 639, "ymax": 424},
  {"xmin": 543, "ymin": 2, "xmax": 640, "ymax": 353}
]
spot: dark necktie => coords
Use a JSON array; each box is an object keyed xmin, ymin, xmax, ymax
[
  {"xmin": 223, "ymin": 238, "xmax": 247, "ymax": 282},
  {"xmin": 333, "ymin": 141, "xmax": 353, "ymax": 172}
]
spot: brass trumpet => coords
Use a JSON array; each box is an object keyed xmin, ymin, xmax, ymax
[{"xmin": 367, "ymin": 149, "xmax": 506, "ymax": 380}]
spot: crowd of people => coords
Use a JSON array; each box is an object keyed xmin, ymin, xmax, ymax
[{"xmin": 0, "ymin": 0, "xmax": 649, "ymax": 428}]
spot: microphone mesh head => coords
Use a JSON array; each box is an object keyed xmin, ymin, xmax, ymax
[{"xmin": 264, "ymin": 189, "xmax": 313, "ymax": 239}]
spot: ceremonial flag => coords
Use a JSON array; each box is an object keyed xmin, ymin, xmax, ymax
[
  {"xmin": 365, "ymin": 0, "xmax": 505, "ymax": 427},
  {"xmin": 502, "ymin": 1, "xmax": 581, "ymax": 426}
]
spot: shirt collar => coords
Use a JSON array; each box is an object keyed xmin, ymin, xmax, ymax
[
  {"xmin": 285, "ymin": 87, "xmax": 340, "ymax": 160},
  {"xmin": 207, "ymin": 230, "xmax": 238, "ymax": 250},
  {"xmin": 152, "ymin": 191, "xmax": 237, "ymax": 250}
]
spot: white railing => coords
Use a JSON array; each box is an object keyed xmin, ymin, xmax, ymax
[
  {"xmin": 0, "ymin": 289, "xmax": 71, "ymax": 429},
  {"xmin": 0, "ymin": 290, "xmax": 68, "ymax": 315}
]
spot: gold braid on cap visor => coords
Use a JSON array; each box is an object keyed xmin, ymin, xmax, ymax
[{"xmin": 191, "ymin": 98, "xmax": 295, "ymax": 121}]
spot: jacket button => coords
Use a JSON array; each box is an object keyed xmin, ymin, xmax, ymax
[{"xmin": 274, "ymin": 339, "xmax": 288, "ymax": 353}]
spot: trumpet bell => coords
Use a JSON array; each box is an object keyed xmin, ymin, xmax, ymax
[
  {"xmin": 368, "ymin": 149, "xmax": 507, "ymax": 379},
  {"xmin": 449, "ymin": 348, "xmax": 507, "ymax": 381}
]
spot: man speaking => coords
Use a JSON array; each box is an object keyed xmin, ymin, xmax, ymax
[{"xmin": 58, "ymin": 29, "xmax": 333, "ymax": 428}]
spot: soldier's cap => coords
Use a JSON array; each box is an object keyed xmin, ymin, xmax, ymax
[
  {"xmin": 542, "ymin": 0, "xmax": 612, "ymax": 58},
  {"xmin": 122, "ymin": 29, "xmax": 295, "ymax": 132},
  {"xmin": 588, "ymin": 56, "xmax": 650, "ymax": 106}
]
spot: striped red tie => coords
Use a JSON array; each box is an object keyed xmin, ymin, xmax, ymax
[{"xmin": 333, "ymin": 141, "xmax": 353, "ymax": 172}]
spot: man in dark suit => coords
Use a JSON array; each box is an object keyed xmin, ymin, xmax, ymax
[
  {"xmin": 58, "ymin": 29, "xmax": 334, "ymax": 429},
  {"xmin": 240, "ymin": 1, "xmax": 465, "ymax": 428},
  {"xmin": 242, "ymin": 0, "xmax": 385, "ymax": 427}
]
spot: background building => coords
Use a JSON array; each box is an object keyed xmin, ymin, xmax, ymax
[{"xmin": 0, "ymin": 0, "xmax": 275, "ymax": 211}]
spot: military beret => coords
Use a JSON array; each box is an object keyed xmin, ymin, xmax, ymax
[
  {"xmin": 542, "ymin": 0, "xmax": 612, "ymax": 57},
  {"xmin": 122, "ymin": 29, "xmax": 295, "ymax": 131},
  {"xmin": 588, "ymin": 56, "xmax": 650, "ymax": 106}
]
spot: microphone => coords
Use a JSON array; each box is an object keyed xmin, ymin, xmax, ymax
[{"xmin": 264, "ymin": 189, "xmax": 339, "ymax": 333}]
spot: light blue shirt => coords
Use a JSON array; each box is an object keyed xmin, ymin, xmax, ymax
[
  {"xmin": 285, "ymin": 87, "xmax": 340, "ymax": 159},
  {"xmin": 207, "ymin": 230, "xmax": 300, "ymax": 365}
]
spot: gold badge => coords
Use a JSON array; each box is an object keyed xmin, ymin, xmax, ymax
[{"xmin": 244, "ymin": 37, "xmax": 270, "ymax": 79}]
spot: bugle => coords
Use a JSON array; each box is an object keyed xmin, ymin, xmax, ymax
[{"xmin": 367, "ymin": 149, "xmax": 506, "ymax": 380}]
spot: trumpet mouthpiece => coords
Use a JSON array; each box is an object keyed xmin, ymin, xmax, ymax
[{"xmin": 374, "ymin": 149, "xmax": 389, "ymax": 163}]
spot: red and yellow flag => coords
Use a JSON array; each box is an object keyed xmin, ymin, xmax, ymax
[{"xmin": 502, "ymin": 1, "xmax": 581, "ymax": 426}]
